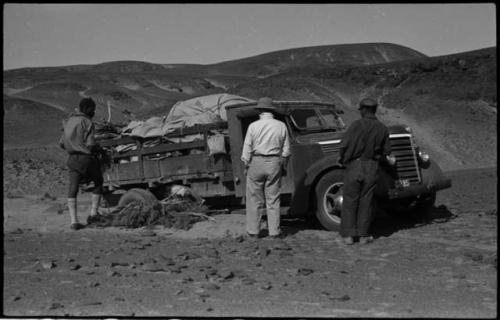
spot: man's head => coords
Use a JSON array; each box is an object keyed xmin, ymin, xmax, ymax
[
  {"xmin": 255, "ymin": 97, "xmax": 276, "ymax": 115},
  {"xmin": 358, "ymin": 98, "xmax": 378, "ymax": 116},
  {"xmin": 79, "ymin": 97, "xmax": 96, "ymax": 118}
]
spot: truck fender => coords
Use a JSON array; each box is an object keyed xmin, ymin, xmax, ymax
[
  {"xmin": 420, "ymin": 159, "xmax": 451, "ymax": 190},
  {"xmin": 290, "ymin": 155, "xmax": 343, "ymax": 216}
]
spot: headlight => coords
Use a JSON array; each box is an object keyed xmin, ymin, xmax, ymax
[{"xmin": 418, "ymin": 150, "xmax": 430, "ymax": 163}]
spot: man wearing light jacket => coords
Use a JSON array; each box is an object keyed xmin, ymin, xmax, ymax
[
  {"xmin": 241, "ymin": 97, "xmax": 291, "ymax": 239},
  {"xmin": 59, "ymin": 97, "xmax": 103, "ymax": 230}
]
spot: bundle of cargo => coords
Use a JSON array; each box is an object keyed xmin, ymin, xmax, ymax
[
  {"xmin": 98, "ymin": 93, "xmax": 254, "ymax": 156},
  {"xmin": 96, "ymin": 94, "xmax": 255, "ymax": 193}
]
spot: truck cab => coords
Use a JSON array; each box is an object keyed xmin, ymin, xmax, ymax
[{"xmin": 226, "ymin": 101, "xmax": 451, "ymax": 231}]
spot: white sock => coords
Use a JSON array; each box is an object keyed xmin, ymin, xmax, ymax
[
  {"xmin": 90, "ymin": 194, "xmax": 101, "ymax": 216},
  {"xmin": 67, "ymin": 198, "xmax": 78, "ymax": 224}
]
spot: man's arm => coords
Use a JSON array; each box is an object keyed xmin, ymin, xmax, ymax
[
  {"xmin": 338, "ymin": 122, "xmax": 356, "ymax": 165},
  {"xmin": 280, "ymin": 125, "xmax": 291, "ymax": 169},
  {"xmin": 382, "ymin": 127, "xmax": 396, "ymax": 165},
  {"xmin": 241, "ymin": 124, "xmax": 254, "ymax": 167}
]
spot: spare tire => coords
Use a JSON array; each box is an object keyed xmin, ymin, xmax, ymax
[{"xmin": 117, "ymin": 188, "xmax": 159, "ymax": 209}]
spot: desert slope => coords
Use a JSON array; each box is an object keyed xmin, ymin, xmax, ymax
[{"xmin": 3, "ymin": 44, "xmax": 496, "ymax": 171}]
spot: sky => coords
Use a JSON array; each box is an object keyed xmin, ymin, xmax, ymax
[{"xmin": 3, "ymin": 3, "xmax": 497, "ymax": 70}]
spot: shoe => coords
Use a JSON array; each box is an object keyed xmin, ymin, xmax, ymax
[
  {"xmin": 70, "ymin": 223, "xmax": 85, "ymax": 231},
  {"xmin": 247, "ymin": 233, "xmax": 259, "ymax": 239},
  {"xmin": 342, "ymin": 236, "xmax": 354, "ymax": 245},
  {"xmin": 359, "ymin": 236, "xmax": 374, "ymax": 244}
]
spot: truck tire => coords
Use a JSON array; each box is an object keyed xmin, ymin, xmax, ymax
[
  {"xmin": 314, "ymin": 170, "xmax": 344, "ymax": 231},
  {"xmin": 117, "ymin": 188, "xmax": 159, "ymax": 209}
]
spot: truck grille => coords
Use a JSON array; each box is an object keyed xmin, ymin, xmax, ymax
[{"xmin": 390, "ymin": 134, "xmax": 421, "ymax": 185}]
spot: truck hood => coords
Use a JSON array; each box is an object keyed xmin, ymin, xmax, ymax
[{"xmin": 294, "ymin": 125, "xmax": 411, "ymax": 145}]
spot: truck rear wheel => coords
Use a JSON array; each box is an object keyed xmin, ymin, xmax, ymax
[
  {"xmin": 314, "ymin": 170, "xmax": 344, "ymax": 231},
  {"xmin": 117, "ymin": 188, "xmax": 159, "ymax": 209}
]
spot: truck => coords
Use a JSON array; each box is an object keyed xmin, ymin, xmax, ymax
[{"xmin": 98, "ymin": 100, "xmax": 452, "ymax": 231}]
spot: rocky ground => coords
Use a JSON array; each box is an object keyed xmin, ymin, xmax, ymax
[{"xmin": 2, "ymin": 166, "xmax": 497, "ymax": 317}]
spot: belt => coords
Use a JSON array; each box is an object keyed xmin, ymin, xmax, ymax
[{"xmin": 253, "ymin": 154, "xmax": 281, "ymax": 157}]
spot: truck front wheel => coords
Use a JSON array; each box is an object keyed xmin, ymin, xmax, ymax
[{"xmin": 314, "ymin": 170, "xmax": 344, "ymax": 231}]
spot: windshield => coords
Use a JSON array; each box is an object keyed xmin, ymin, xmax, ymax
[{"xmin": 290, "ymin": 108, "xmax": 345, "ymax": 131}]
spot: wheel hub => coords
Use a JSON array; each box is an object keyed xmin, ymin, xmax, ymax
[{"xmin": 323, "ymin": 182, "xmax": 344, "ymax": 224}]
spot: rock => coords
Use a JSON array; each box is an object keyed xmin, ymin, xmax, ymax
[
  {"xmin": 42, "ymin": 261, "xmax": 56, "ymax": 269},
  {"xmin": 107, "ymin": 270, "xmax": 121, "ymax": 277},
  {"xmin": 141, "ymin": 263, "xmax": 165, "ymax": 272},
  {"xmin": 331, "ymin": 294, "xmax": 351, "ymax": 302},
  {"xmin": 206, "ymin": 307, "xmax": 214, "ymax": 312},
  {"xmin": 272, "ymin": 243, "xmax": 292, "ymax": 251},
  {"xmin": 69, "ymin": 264, "xmax": 81, "ymax": 271},
  {"xmin": 297, "ymin": 268, "xmax": 314, "ymax": 276},
  {"xmin": 175, "ymin": 290, "xmax": 184, "ymax": 295},
  {"xmin": 11, "ymin": 296, "xmax": 22, "ymax": 302},
  {"xmin": 48, "ymin": 302, "xmax": 64, "ymax": 310},
  {"xmin": 235, "ymin": 235, "xmax": 245, "ymax": 243},
  {"xmin": 159, "ymin": 256, "xmax": 176, "ymax": 266},
  {"xmin": 114, "ymin": 297, "xmax": 125, "ymax": 302},
  {"xmin": 88, "ymin": 282, "xmax": 100, "ymax": 288},
  {"xmin": 259, "ymin": 283, "xmax": 272, "ymax": 290},
  {"xmin": 111, "ymin": 262, "xmax": 130, "ymax": 267},
  {"xmin": 82, "ymin": 301, "xmax": 102, "ymax": 306},
  {"xmin": 463, "ymin": 251, "xmax": 483, "ymax": 262},
  {"xmin": 169, "ymin": 266, "xmax": 183, "ymax": 274},
  {"xmin": 10, "ymin": 228, "xmax": 23, "ymax": 234},
  {"xmin": 201, "ymin": 282, "xmax": 220, "ymax": 290},
  {"xmin": 241, "ymin": 277, "xmax": 256, "ymax": 285},
  {"xmin": 139, "ymin": 230, "xmax": 157, "ymax": 237},
  {"xmin": 181, "ymin": 277, "xmax": 194, "ymax": 283}
]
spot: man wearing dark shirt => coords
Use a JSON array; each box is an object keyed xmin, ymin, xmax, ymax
[{"xmin": 339, "ymin": 98, "xmax": 395, "ymax": 245}]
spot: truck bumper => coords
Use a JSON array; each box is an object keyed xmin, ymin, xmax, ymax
[{"xmin": 387, "ymin": 177, "xmax": 451, "ymax": 199}]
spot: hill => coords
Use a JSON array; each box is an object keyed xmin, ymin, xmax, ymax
[{"xmin": 3, "ymin": 43, "xmax": 496, "ymax": 171}]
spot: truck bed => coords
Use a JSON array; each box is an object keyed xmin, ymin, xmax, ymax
[{"xmin": 97, "ymin": 122, "xmax": 235, "ymax": 196}]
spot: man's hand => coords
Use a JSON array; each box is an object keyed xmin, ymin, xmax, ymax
[
  {"xmin": 336, "ymin": 158, "xmax": 344, "ymax": 167},
  {"xmin": 386, "ymin": 154, "xmax": 396, "ymax": 166},
  {"xmin": 281, "ymin": 156, "xmax": 289, "ymax": 169}
]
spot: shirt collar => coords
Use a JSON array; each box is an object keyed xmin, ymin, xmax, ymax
[
  {"xmin": 259, "ymin": 112, "xmax": 274, "ymax": 120},
  {"xmin": 71, "ymin": 111, "xmax": 91, "ymax": 119}
]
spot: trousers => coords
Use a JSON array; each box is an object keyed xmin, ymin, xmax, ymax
[
  {"xmin": 340, "ymin": 158, "xmax": 379, "ymax": 237},
  {"xmin": 245, "ymin": 156, "xmax": 282, "ymax": 236},
  {"xmin": 67, "ymin": 154, "xmax": 103, "ymax": 197}
]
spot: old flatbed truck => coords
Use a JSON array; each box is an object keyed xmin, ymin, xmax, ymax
[{"xmin": 98, "ymin": 100, "xmax": 452, "ymax": 231}]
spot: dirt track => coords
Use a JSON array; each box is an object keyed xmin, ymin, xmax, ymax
[{"xmin": 3, "ymin": 168, "xmax": 497, "ymax": 317}]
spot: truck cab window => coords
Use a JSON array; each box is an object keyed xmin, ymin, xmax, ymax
[{"xmin": 290, "ymin": 109, "xmax": 322, "ymax": 129}]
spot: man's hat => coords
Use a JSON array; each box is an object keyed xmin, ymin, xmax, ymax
[
  {"xmin": 255, "ymin": 97, "xmax": 276, "ymax": 111},
  {"xmin": 358, "ymin": 98, "xmax": 378, "ymax": 110}
]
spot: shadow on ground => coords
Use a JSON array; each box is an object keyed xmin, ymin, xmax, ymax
[
  {"xmin": 268, "ymin": 204, "xmax": 456, "ymax": 238},
  {"xmin": 371, "ymin": 204, "xmax": 456, "ymax": 238}
]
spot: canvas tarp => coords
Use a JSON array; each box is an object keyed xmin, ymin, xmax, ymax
[{"xmin": 120, "ymin": 94, "xmax": 254, "ymax": 139}]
